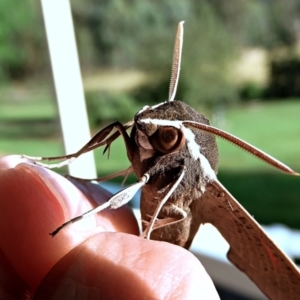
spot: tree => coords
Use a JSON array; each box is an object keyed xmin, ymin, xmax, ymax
[
  {"xmin": 0, "ymin": 0, "xmax": 44, "ymax": 80},
  {"xmin": 72, "ymin": 0, "xmax": 237, "ymax": 108}
]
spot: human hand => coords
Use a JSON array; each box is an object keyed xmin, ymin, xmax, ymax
[{"xmin": 0, "ymin": 155, "xmax": 219, "ymax": 299}]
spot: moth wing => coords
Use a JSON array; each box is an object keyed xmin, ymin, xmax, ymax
[{"xmin": 192, "ymin": 179, "xmax": 300, "ymax": 299}]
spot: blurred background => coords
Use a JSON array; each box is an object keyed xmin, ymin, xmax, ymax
[
  {"xmin": 0, "ymin": 0, "xmax": 299, "ymax": 231},
  {"xmin": 1, "ymin": 1, "xmax": 300, "ymax": 298}
]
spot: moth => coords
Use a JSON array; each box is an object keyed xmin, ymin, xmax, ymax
[{"xmin": 25, "ymin": 22, "xmax": 300, "ymax": 299}]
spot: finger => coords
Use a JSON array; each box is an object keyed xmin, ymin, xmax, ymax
[
  {"xmin": 0, "ymin": 155, "xmax": 138, "ymax": 293},
  {"xmin": 0, "ymin": 248, "xmax": 25, "ymax": 299},
  {"xmin": 35, "ymin": 232, "xmax": 219, "ymax": 300}
]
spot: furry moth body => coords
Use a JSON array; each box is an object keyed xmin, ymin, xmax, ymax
[{"xmin": 26, "ymin": 22, "xmax": 300, "ymax": 299}]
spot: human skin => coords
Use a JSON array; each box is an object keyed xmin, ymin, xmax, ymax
[{"xmin": 0, "ymin": 155, "xmax": 219, "ymax": 299}]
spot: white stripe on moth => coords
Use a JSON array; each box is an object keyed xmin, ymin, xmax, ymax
[
  {"xmin": 136, "ymin": 105, "xmax": 150, "ymax": 115},
  {"xmin": 139, "ymin": 118, "xmax": 216, "ymax": 181},
  {"xmin": 181, "ymin": 125, "xmax": 216, "ymax": 181},
  {"xmin": 136, "ymin": 102, "xmax": 167, "ymax": 115},
  {"xmin": 140, "ymin": 118, "xmax": 182, "ymax": 128},
  {"xmin": 150, "ymin": 101, "xmax": 167, "ymax": 110}
]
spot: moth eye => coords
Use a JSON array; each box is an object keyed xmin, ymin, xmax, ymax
[{"xmin": 149, "ymin": 126, "xmax": 185, "ymax": 154}]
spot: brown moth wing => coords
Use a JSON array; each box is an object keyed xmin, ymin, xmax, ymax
[{"xmin": 190, "ymin": 179, "xmax": 300, "ymax": 300}]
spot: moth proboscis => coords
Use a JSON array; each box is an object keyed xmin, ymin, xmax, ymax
[{"xmin": 24, "ymin": 21, "xmax": 300, "ymax": 300}]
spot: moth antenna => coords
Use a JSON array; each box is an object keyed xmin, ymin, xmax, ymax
[
  {"xmin": 168, "ymin": 21, "xmax": 184, "ymax": 102},
  {"xmin": 183, "ymin": 121, "xmax": 299, "ymax": 175}
]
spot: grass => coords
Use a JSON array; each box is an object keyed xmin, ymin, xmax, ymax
[
  {"xmin": 0, "ymin": 84, "xmax": 299, "ymax": 228},
  {"xmin": 216, "ymin": 100, "xmax": 300, "ymax": 171},
  {"xmin": 218, "ymin": 171, "xmax": 300, "ymax": 228}
]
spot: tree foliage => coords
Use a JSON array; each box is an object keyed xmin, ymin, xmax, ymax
[
  {"xmin": 0, "ymin": 0, "xmax": 44, "ymax": 80},
  {"xmin": 72, "ymin": 0, "xmax": 237, "ymax": 107},
  {"xmin": 1, "ymin": 0, "xmax": 300, "ymax": 102}
]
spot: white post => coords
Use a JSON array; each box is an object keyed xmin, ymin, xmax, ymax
[{"xmin": 41, "ymin": 0, "xmax": 97, "ymax": 178}]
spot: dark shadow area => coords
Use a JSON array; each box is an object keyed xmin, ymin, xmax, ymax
[
  {"xmin": 216, "ymin": 285, "xmax": 257, "ymax": 300},
  {"xmin": 217, "ymin": 170, "xmax": 300, "ymax": 229},
  {"xmin": 266, "ymin": 58, "xmax": 300, "ymax": 99}
]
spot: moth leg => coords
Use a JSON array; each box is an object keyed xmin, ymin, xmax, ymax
[
  {"xmin": 140, "ymin": 204, "xmax": 187, "ymax": 237},
  {"xmin": 67, "ymin": 166, "xmax": 133, "ymax": 184},
  {"xmin": 23, "ymin": 120, "xmax": 134, "ymax": 169},
  {"xmin": 50, "ymin": 173, "xmax": 149, "ymax": 237},
  {"xmin": 143, "ymin": 166, "xmax": 186, "ymax": 240}
]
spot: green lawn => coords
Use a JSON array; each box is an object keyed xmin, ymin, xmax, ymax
[
  {"xmin": 0, "ymin": 90, "xmax": 299, "ymax": 228},
  {"xmin": 217, "ymin": 100, "xmax": 300, "ymax": 172}
]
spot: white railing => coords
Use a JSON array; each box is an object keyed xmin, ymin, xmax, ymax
[{"xmin": 41, "ymin": 0, "xmax": 96, "ymax": 179}]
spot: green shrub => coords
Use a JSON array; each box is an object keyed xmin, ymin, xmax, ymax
[{"xmin": 85, "ymin": 91, "xmax": 140, "ymax": 128}]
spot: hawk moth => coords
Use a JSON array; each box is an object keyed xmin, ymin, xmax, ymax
[{"xmin": 26, "ymin": 22, "xmax": 300, "ymax": 299}]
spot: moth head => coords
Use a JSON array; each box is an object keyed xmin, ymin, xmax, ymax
[{"xmin": 136, "ymin": 121, "xmax": 186, "ymax": 155}]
